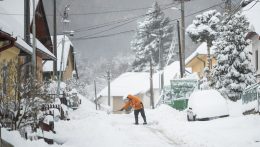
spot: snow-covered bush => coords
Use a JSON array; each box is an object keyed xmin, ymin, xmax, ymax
[{"xmin": 0, "ymin": 59, "xmax": 52, "ymax": 132}]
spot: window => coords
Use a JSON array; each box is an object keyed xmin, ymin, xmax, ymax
[{"xmin": 2, "ymin": 64, "xmax": 8, "ymax": 95}]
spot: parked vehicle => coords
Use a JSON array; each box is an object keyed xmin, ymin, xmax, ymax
[{"xmin": 187, "ymin": 90, "xmax": 229, "ymax": 121}]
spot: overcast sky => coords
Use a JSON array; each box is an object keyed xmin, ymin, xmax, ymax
[{"xmin": 43, "ymin": 0, "xmax": 240, "ymax": 64}]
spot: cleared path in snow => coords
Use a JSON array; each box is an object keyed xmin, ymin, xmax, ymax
[{"xmin": 54, "ymin": 96, "xmax": 179, "ymax": 147}]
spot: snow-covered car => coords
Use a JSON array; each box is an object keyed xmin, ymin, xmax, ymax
[{"xmin": 187, "ymin": 90, "xmax": 229, "ymax": 121}]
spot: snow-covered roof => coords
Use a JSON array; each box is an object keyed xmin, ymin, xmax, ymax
[
  {"xmin": 0, "ymin": 5, "xmax": 33, "ymax": 54},
  {"xmin": 185, "ymin": 42, "xmax": 214, "ymax": 65},
  {"xmin": 98, "ymin": 72, "xmax": 159, "ymax": 97},
  {"xmin": 43, "ymin": 35, "xmax": 73, "ymax": 72},
  {"xmin": 0, "ymin": 0, "xmax": 55, "ymax": 59},
  {"xmin": 161, "ymin": 61, "xmax": 181, "ymax": 86},
  {"xmin": 29, "ymin": 34, "xmax": 56, "ymax": 59},
  {"xmin": 242, "ymin": 1, "xmax": 260, "ymax": 34},
  {"xmin": 0, "ymin": 0, "xmax": 39, "ymax": 37},
  {"xmin": 15, "ymin": 37, "xmax": 33, "ymax": 54},
  {"xmin": 99, "ymin": 62, "xmax": 195, "ymax": 97}
]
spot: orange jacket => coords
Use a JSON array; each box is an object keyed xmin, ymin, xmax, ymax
[{"xmin": 121, "ymin": 94, "xmax": 144, "ymax": 110}]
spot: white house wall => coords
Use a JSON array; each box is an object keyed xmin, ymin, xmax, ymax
[
  {"xmin": 251, "ymin": 35, "xmax": 260, "ymax": 80},
  {"xmin": 142, "ymin": 89, "xmax": 160, "ymax": 109}
]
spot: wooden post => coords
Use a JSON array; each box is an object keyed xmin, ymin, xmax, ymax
[
  {"xmin": 180, "ymin": 0, "xmax": 186, "ymax": 77},
  {"xmin": 53, "ymin": 0, "xmax": 57, "ymax": 77},
  {"xmin": 177, "ymin": 20, "xmax": 184, "ymax": 78},
  {"xmin": 150, "ymin": 56, "xmax": 155, "ymax": 109}
]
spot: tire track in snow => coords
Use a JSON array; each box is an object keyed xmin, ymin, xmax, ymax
[{"xmin": 146, "ymin": 126, "xmax": 179, "ymax": 146}]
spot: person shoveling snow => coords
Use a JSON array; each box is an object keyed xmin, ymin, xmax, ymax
[{"xmin": 119, "ymin": 94, "xmax": 147, "ymax": 125}]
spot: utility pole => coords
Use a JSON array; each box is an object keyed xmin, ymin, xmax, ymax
[
  {"xmin": 180, "ymin": 0, "xmax": 186, "ymax": 77},
  {"xmin": 153, "ymin": 29, "xmax": 164, "ymax": 96},
  {"xmin": 175, "ymin": 0, "xmax": 188, "ymax": 77},
  {"xmin": 24, "ymin": 0, "xmax": 30, "ymax": 44},
  {"xmin": 177, "ymin": 20, "xmax": 184, "ymax": 78},
  {"xmin": 57, "ymin": 5, "xmax": 70, "ymax": 97},
  {"xmin": 24, "ymin": 0, "xmax": 31, "ymax": 77},
  {"xmin": 158, "ymin": 29, "xmax": 164, "ymax": 92},
  {"xmin": 94, "ymin": 80, "xmax": 98, "ymax": 110},
  {"xmin": 32, "ymin": 0, "xmax": 36, "ymax": 80},
  {"xmin": 106, "ymin": 70, "xmax": 111, "ymax": 106},
  {"xmin": 150, "ymin": 56, "xmax": 155, "ymax": 109},
  {"xmin": 53, "ymin": 0, "xmax": 57, "ymax": 77}
]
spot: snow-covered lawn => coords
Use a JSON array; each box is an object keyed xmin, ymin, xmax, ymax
[{"xmin": 2, "ymin": 94, "xmax": 260, "ymax": 147}]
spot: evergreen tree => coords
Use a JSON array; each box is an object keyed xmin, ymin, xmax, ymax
[
  {"xmin": 186, "ymin": 10, "xmax": 221, "ymax": 73},
  {"xmin": 131, "ymin": 2, "xmax": 173, "ymax": 72},
  {"xmin": 211, "ymin": 12, "xmax": 256, "ymax": 101}
]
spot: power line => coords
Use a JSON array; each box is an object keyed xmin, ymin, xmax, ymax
[
  {"xmin": 71, "ymin": 30, "xmax": 135, "ymax": 41},
  {"xmin": 73, "ymin": 4, "xmax": 175, "ymax": 32},
  {"xmin": 72, "ymin": 4, "xmax": 175, "ymax": 39},
  {"xmin": 221, "ymin": 0, "xmax": 244, "ymax": 22},
  {"xmin": 73, "ymin": 2, "xmax": 228, "ymax": 41},
  {"xmin": 69, "ymin": 7, "xmax": 151, "ymax": 16},
  {"xmin": 69, "ymin": 2, "xmax": 175, "ymax": 16},
  {"xmin": 169, "ymin": 1, "xmax": 226, "ymax": 22},
  {"xmin": 74, "ymin": 14, "xmax": 139, "ymax": 32},
  {"xmin": 242, "ymin": 0, "xmax": 259, "ymax": 11},
  {"xmin": 0, "ymin": 2, "xmax": 174, "ymax": 16},
  {"xmin": 78, "ymin": 19, "xmax": 137, "ymax": 38}
]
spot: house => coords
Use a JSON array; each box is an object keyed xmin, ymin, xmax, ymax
[
  {"xmin": 43, "ymin": 35, "xmax": 78, "ymax": 81},
  {"xmin": 242, "ymin": 1, "xmax": 260, "ymax": 81},
  {"xmin": 185, "ymin": 42, "xmax": 216, "ymax": 78},
  {"xmin": 97, "ymin": 61, "xmax": 197, "ymax": 112},
  {"xmin": 97, "ymin": 72, "xmax": 160, "ymax": 112},
  {"xmin": 0, "ymin": 14, "xmax": 34, "ymax": 98},
  {"xmin": 0, "ymin": 0, "xmax": 56, "ymax": 82}
]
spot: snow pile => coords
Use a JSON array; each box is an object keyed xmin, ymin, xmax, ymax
[{"xmin": 2, "ymin": 128, "xmax": 51, "ymax": 147}]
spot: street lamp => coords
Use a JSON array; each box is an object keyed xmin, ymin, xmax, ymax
[{"xmin": 151, "ymin": 32, "xmax": 164, "ymax": 95}]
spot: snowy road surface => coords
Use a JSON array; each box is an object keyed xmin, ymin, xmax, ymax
[
  {"xmin": 54, "ymin": 96, "xmax": 180, "ymax": 147},
  {"xmin": 3, "ymin": 95, "xmax": 260, "ymax": 147}
]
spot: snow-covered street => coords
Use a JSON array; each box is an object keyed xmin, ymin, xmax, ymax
[
  {"xmin": 52, "ymin": 95, "xmax": 260, "ymax": 147},
  {"xmin": 2, "ymin": 94, "xmax": 260, "ymax": 147},
  {"xmin": 54, "ymin": 95, "xmax": 179, "ymax": 147},
  {"xmin": 1, "ymin": 0, "xmax": 260, "ymax": 147}
]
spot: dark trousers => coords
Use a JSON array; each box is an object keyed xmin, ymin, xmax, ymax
[{"xmin": 134, "ymin": 108, "xmax": 146, "ymax": 124}]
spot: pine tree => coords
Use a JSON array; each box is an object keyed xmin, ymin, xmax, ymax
[
  {"xmin": 211, "ymin": 12, "xmax": 256, "ymax": 101},
  {"xmin": 186, "ymin": 10, "xmax": 221, "ymax": 73},
  {"xmin": 131, "ymin": 2, "xmax": 173, "ymax": 72}
]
